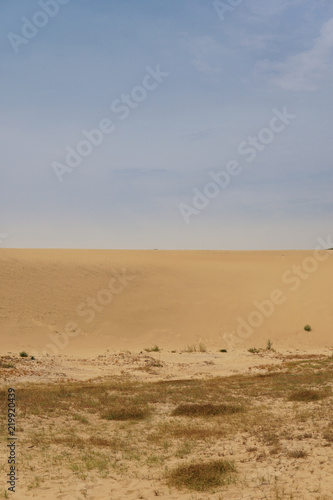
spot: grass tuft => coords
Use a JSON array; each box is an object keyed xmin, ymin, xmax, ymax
[
  {"xmin": 288, "ymin": 389, "xmax": 326, "ymax": 402},
  {"xmin": 101, "ymin": 404, "xmax": 150, "ymax": 421},
  {"xmin": 144, "ymin": 345, "xmax": 160, "ymax": 352},
  {"xmin": 266, "ymin": 339, "xmax": 273, "ymax": 351},
  {"xmin": 288, "ymin": 449, "xmax": 308, "ymax": 458},
  {"xmin": 167, "ymin": 459, "xmax": 236, "ymax": 491},
  {"xmin": 171, "ymin": 403, "xmax": 244, "ymax": 417},
  {"xmin": 184, "ymin": 343, "xmax": 207, "ymax": 353},
  {"xmin": 19, "ymin": 351, "xmax": 29, "ymax": 357},
  {"xmin": 0, "ymin": 362, "xmax": 15, "ymax": 369}
]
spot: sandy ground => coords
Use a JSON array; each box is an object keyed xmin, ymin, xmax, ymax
[
  {"xmin": 1, "ymin": 349, "xmax": 333, "ymax": 500},
  {"xmin": 1, "ymin": 249, "xmax": 333, "ymax": 499},
  {"xmin": 1, "ymin": 348, "xmax": 333, "ymax": 386},
  {"xmin": 1, "ymin": 249, "xmax": 333, "ymax": 356}
]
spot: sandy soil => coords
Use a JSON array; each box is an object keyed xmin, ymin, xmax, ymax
[
  {"xmin": 1, "ymin": 249, "xmax": 333, "ymax": 356},
  {"xmin": 1, "ymin": 349, "xmax": 333, "ymax": 500},
  {"xmin": 1, "ymin": 249, "xmax": 333, "ymax": 499}
]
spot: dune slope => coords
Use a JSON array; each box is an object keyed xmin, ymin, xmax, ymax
[{"xmin": 1, "ymin": 249, "xmax": 332, "ymax": 355}]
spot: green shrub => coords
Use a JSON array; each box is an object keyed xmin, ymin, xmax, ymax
[
  {"xmin": 19, "ymin": 351, "xmax": 29, "ymax": 358},
  {"xmin": 304, "ymin": 325, "xmax": 312, "ymax": 332},
  {"xmin": 248, "ymin": 348, "xmax": 260, "ymax": 354},
  {"xmin": 266, "ymin": 339, "xmax": 273, "ymax": 351}
]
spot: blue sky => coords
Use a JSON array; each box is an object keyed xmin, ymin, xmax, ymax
[{"xmin": 1, "ymin": 0, "xmax": 332, "ymax": 249}]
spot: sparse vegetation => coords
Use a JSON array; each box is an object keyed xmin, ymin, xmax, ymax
[
  {"xmin": 198, "ymin": 342, "xmax": 207, "ymax": 352},
  {"xmin": 0, "ymin": 362, "xmax": 15, "ymax": 369},
  {"xmin": 166, "ymin": 459, "xmax": 236, "ymax": 491},
  {"xmin": 266, "ymin": 339, "xmax": 273, "ymax": 351},
  {"xmin": 184, "ymin": 342, "xmax": 207, "ymax": 353},
  {"xmin": 323, "ymin": 431, "xmax": 333, "ymax": 443},
  {"xmin": 304, "ymin": 324, "xmax": 312, "ymax": 332},
  {"xmin": 248, "ymin": 347, "xmax": 261, "ymax": 354},
  {"xmin": 171, "ymin": 403, "xmax": 244, "ymax": 417},
  {"xmin": 219, "ymin": 349, "xmax": 227, "ymax": 353},
  {"xmin": 102, "ymin": 405, "xmax": 151, "ymax": 421},
  {"xmin": 19, "ymin": 351, "xmax": 29, "ymax": 357},
  {"xmin": 144, "ymin": 345, "xmax": 160, "ymax": 352},
  {"xmin": 185, "ymin": 344, "xmax": 197, "ymax": 352},
  {"xmin": 288, "ymin": 389, "xmax": 327, "ymax": 402},
  {"xmin": 0, "ymin": 354, "xmax": 333, "ymax": 497},
  {"xmin": 287, "ymin": 449, "xmax": 308, "ymax": 458},
  {"xmin": 73, "ymin": 413, "xmax": 89, "ymax": 424}
]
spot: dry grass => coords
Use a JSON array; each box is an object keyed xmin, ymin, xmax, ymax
[
  {"xmin": 287, "ymin": 449, "xmax": 308, "ymax": 458},
  {"xmin": 144, "ymin": 345, "xmax": 160, "ymax": 352},
  {"xmin": 1, "ymin": 355, "xmax": 333, "ymax": 495},
  {"xmin": 0, "ymin": 362, "xmax": 15, "ymax": 369},
  {"xmin": 171, "ymin": 403, "xmax": 244, "ymax": 417},
  {"xmin": 183, "ymin": 342, "xmax": 207, "ymax": 353},
  {"xmin": 166, "ymin": 459, "xmax": 236, "ymax": 491},
  {"xmin": 149, "ymin": 421, "xmax": 227, "ymax": 444},
  {"xmin": 101, "ymin": 404, "xmax": 151, "ymax": 421},
  {"xmin": 288, "ymin": 389, "xmax": 329, "ymax": 401}
]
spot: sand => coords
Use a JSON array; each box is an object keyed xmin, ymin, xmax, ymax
[
  {"xmin": 1, "ymin": 248, "xmax": 333, "ymax": 499},
  {"xmin": 1, "ymin": 248, "xmax": 332, "ymax": 355}
]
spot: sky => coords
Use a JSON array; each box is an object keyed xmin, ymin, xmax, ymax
[{"xmin": 1, "ymin": 0, "xmax": 332, "ymax": 250}]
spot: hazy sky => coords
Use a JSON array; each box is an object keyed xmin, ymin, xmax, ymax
[{"xmin": 1, "ymin": 0, "xmax": 332, "ymax": 249}]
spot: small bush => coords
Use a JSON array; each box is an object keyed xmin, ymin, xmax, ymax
[
  {"xmin": 266, "ymin": 339, "xmax": 273, "ymax": 351},
  {"xmin": 248, "ymin": 348, "xmax": 261, "ymax": 354},
  {"xmin": 171, "ymin": 403, "xmax": 244, "ymax": 417},
  {"xmin": 167, "ymin": 459, "xmax": 236, "ymax": 491},
  {"xmin": 144, "ymin": 345, "xmax": 160, "ymax": 352},
  {"xmin": 19, "ymin": 351, "xmax": 29, "ymax": 358},
  {"xmin": 304, "ymin": 324, "xmax": 312, "ymax": 332},
  {"xmin": 219, "ymin": 349, "xmax": 227, "ymax": 353}
]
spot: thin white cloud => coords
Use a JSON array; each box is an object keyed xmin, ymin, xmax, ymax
[
  {"xmin": 265, "ymin": 17, "xmax": 333, "ymax": 91},
  {"xmin": 180, "ymin": 34, "xmax": 225, "ymax": 74},
  {"xmin": 247, "ymin": 0, "xmax": 304, "ymax": 19},
  {"xmin": 240, "ymin": 34, "xmax": 278, "ymax": 51}
]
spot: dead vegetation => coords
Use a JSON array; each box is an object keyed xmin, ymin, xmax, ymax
[
  {"xmin": 171, "ymin": 403, "xmax": 244, "ymax": 417},
  {"xmin": 166, "ymin": 459, "xmax": 237, "ymax": 491},
  {"xmin": 0, "ymin": 354, "xmax": 333, "ymax": 495}
]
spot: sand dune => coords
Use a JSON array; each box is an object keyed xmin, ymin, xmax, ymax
[
  {"xmin": 1, "ymin": 248, "xmax": 332, "ymax": 356},
  {"xmin": 1, "ymin": 248, "xmax": 333, "ymax": 500}
]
